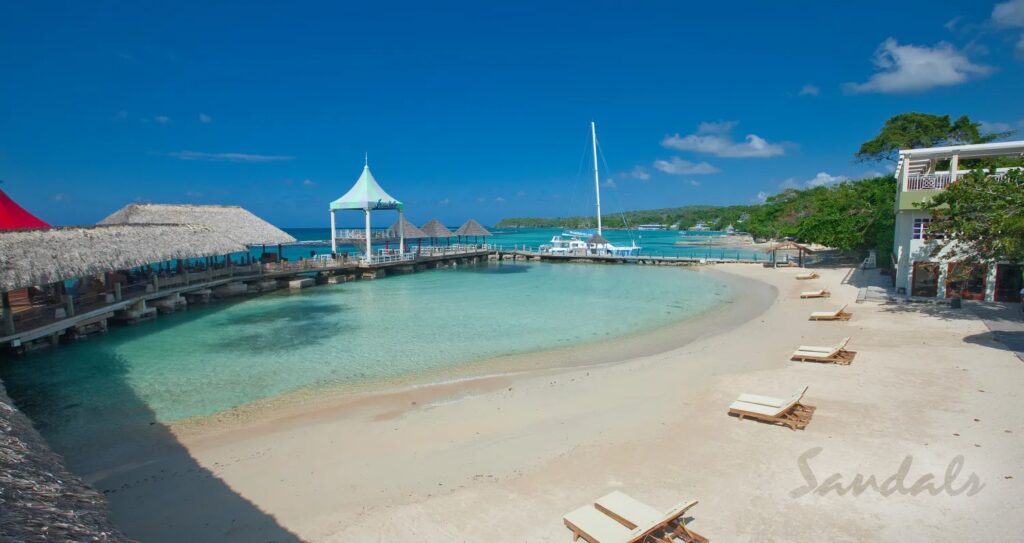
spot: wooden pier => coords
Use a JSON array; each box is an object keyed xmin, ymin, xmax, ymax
[{"xmin": 1, "ymin": 246, "xmax": 491, "ymax": 354}]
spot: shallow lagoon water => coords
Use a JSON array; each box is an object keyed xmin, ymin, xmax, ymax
[{"xmin": 0, "ymin": 263, "xmax": 730, "ymax": 445}]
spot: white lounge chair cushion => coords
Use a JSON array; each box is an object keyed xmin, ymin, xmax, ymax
[
  {"xmin": 595, "ymin": 491, "xmax": 662, "ymax": 528},
  {"xmin": 732, "ymin": 388, "xmax": 807, "ymax": 417},
  {"xmin": 810, "ymin": 310, "xmax": 836, "ymax": 318},
  {"xmin": 735, "ymin": 393, "xmax": 788, "ymax": 407},
  {"xmin": 564, "ymin": 504, "xmax": 637, "ymax": 543},
  {"xmin": 801, "ymin": 290, "xmax": 826, "ymax": 296}
]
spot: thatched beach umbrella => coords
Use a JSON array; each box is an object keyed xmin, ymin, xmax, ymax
[
  {"xmin": 454, "ymin": 219, "xmax": 492, "ymax": 245},
  {"xmin": 762, "ymin": 240, "xmax": 814, "ymax": 267},
  {"xmin": 388, "ymin": 216, "xmax": 426, "ymax": 252},
  {"xmin": 0, "ymin": 383, "xmax": 133, "ymax": 542},
  {"xmin": 421, "ymin": 219, "xmax": 454, "ymax": 246}
]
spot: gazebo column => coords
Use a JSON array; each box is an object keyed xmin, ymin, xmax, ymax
[
  {"xmin": 364, "ymin": 207, "xmax": 372, "ymax": 259},
  {"xmin": 397, "ymin": 216, "xmax": 404, "ymax": 254},
  {"xmin": 330, "ymin": 209, "xmax": 337, "ymax": 255}
]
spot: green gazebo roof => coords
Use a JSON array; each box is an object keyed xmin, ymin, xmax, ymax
[{"xmin": 329, "ymin": 165, "xmax": 403, "ymax": 211}]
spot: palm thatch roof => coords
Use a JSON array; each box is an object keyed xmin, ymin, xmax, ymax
[
  {"xmin": 420, "ymin": 219, "xmax": 454, "ymax": 238},
  {"xmin": 453, "ymin": 219, "xmax": 491, "ymax": 237},
  {"xmin": 387, "ymin": 216, "xmax": 427, "ymax": 239},
  {"xmin": 0, "ymin": 224, "xmax": 245, "ymax": 292},
  {"xmin": 99, "ymin": 204, "xmax": 295, "ymax": 246},
  {"xmin": 1, "ymin": 380, "xmax": 135, "ymax": 542},
  {"xmin": 762, "ymin": 241, "xmax": 815, "ymax": 254}
]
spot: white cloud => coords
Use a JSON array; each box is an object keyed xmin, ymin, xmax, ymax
[
  {"xmin": 438, "ymin": 198, "xmax": 450, "ymax": 206},
  {"xmin": 661, "ymin": 121, "xmax": 786, "ymax": 158},
  {"xmin": 302, "ymin": 179, "xmax": 316, "ymax": 187},
  {"xmin": 113, "ymin": 110, "xmax": 128, "ymax": 121},
  {"xmin": 154, "ymin": 115, "xmax": 170, "ymax": 124},
  {"xmin": 756, "ymin": 191, "xmax": 768, "ymax": 202},
  {"xmin": 798, "ymin": 84, "xmax": 820, "ymax": 96},
  {"xmin": 993, "ymin": 0, "xmax": 1024, "ymax": 27},
  {"xmin": 495, "ymin": 196, "xmax": 506, "ymax": 203},
  {"xmin": 653, "ymin": 157, "xmax": 719, "ymax": 175},
  {"xmin": 980, "ymin": 120, "xmax": 1013, "ymax": 133},
  {"xmin": 843, "ymin": 38, "xmax": 991, "ymax": 94},
  {"xmin": 602, "ymin": 178, "xmax": 617, "ymax": 189},
  {"xmin": 51, "ymin": 193, "xmax": 66, "ymax": 201},
  {"xmin": 198, "ymin": 113, "xmax": 212, "ymax": 123},
  {"xmin": 780, "ymin": 171, "xmax": 849, "ymax": 190},
  {"xmin": 1017, "ymin": 35, "xmax": 1024, "ymax": 60},
  {"xmin": 689, "ymin": 180, "xmax": 701, "ymax": 187},
  {"xmin": 168, "ymin": 151, "xmax": 295, "ymax": 162},
  {"xmin": 628, "ymin": 166, "xmax": 651, "ymax": 180},
  {"xmin": 185, "ymin": 191, "xmax": 204, "ymax": 198},
  {"xmin": 515, "ymin": 191, "xmax": 526, "ymax": 197},
  {"xmin": 476, "ymin": 197, "xmax": 486, "ymax": 203},
  {"xmin": 944, "ymin": 16, "xmax": 961, "ymax": 31}
]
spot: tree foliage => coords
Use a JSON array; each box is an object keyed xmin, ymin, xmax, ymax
[
  {"xmin": 920, "ymin": 168, "xmax": 1024, "ymax": 263},
  {"xmin": 855, "ymin": 113, "xmax": 1007, "ymax": 163}
]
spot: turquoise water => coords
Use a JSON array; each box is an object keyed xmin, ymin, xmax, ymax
[
  {"xmin": 0, "ymin": 263, "xmax": 730, "ymax": 439},
  {"xmin": 266, "ymin": 227, "xmax": 766, "ymax": 261}
]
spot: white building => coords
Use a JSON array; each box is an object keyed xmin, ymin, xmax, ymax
[{"xmin": 892, "ymin": 140, "xmax": 1023, "ymax": 302}]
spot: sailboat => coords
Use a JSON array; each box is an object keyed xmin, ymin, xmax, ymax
[{"xmin": 542, "ymin": 122, "xmax": 641, "ymax": 257}]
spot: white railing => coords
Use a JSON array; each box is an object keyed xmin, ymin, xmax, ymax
[{"xmin": 905, "ymin": 168, "xmax": 1020, "ymax": 191}]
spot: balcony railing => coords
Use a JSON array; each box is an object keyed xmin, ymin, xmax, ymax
[{"xmin": 904, "ymin": 169, "xmax": 1018, "ymax": 191}]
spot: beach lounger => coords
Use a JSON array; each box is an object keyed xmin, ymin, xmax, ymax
[
  {"xmin": 594, "ymin": 491, "xmax": 708, "ymax": 543},
  {"xmin": 564, "ymin": 493, "xmax": 709, "ymax": 543},
  {"xmin": 800, "ymin": 288, "xmax": 830, "ymax": 298},
  {"xmin": 809, "ymin": 304, "xmax": 852, "ymax": 321},
  {"xmin": 791, "ymin": 337, "xmax": 856, "ymax": 364},
  {"xmin": 728, "ymin": 386, "xmax": 816, "ymax": 430},
  {"xmin": 795, "ymin": 271, "xmax": 819, "ymax": 280}
]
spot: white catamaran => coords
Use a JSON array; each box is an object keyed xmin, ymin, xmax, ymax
[{"xmin": 542, "ymin": 122, "xmax": 641, "ymax": 257}]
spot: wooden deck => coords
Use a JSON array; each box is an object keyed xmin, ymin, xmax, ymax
[{"xmin": 1, "ymin": 248, "xmax": 490, "ymax": 351}]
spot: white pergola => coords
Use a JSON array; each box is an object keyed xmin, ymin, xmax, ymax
[
  {"xmin": 329, "ymin": 162, "xmax": 404, "ymax": 258},
  {"xmin": 896, "ymin": 140, "xmax": 1024, "ymax": 182}
]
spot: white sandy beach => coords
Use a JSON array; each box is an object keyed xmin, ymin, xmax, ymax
[{"xmin": 89, "ymin": 264, "xmax": 1024, "ymax": 542}]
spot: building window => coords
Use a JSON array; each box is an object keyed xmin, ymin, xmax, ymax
[
  {"xmin": 913, "ymin": 218, "xmax": 945, "ymax": 240},
  {"xmin": 912, "ymin": 218, "xmax": 930, "ymax": 240}
]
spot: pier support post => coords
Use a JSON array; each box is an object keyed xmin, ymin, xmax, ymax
[
  {"xmin": 2, "ymin": 291, "xmax": 14, "ymax": 336},
  {"xmin": 114, "ymin": 282, "xmax": 122, "ymax": 302},
  {"xmin": 153, "ymin": 275, "xmax": 160, "ymax": 292},
  {"xmin": 364, "ymin": 208, "xmax": 372, "ymax": 261},
  {"xmin": 330, "ymin": 210, "xmax": 337, "ymax": 255}
]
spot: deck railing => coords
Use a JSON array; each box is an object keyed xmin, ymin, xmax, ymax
[{"xmin": 904, "ymin": 169, "xmax": 1019, "ymax": 191}]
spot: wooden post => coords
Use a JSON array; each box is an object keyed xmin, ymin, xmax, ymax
[
  {"xmin": 114, "ymin": 282, "xmax": 122, "ymax": 301},
  {"xmin": 2, "ymin": 291, "xmax": 14, "ymax": 336},
  {"xmin": 153, "ymin": 275, "xmax": 160, "ymax": 291}
]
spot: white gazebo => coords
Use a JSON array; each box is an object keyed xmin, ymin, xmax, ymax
[{"xmin": 329, "ymin": 161, "xmax": 405, "ymax": 258}]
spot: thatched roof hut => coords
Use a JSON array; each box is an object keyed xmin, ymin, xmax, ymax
[
  {"xmin": 0, "ymin": 224, "xmax": 245, "ymax": 292},
  {"xmin": 762, "ymin": 240, "xmax": 815, "ymax": 267},
  {"xmin": 420, "ymin": 219, "xmax": 454, "ymax": 239},
  {"xmin": 1, "ymin": 379, "xmax": 134, "ymax": 542},
  {"xmin": 387, "ymin": 216, "xmax": 426, "ymax": 239},
  {"xmin": 453, "ymin": 219, "xmax": 491, "ymax": 238},
  {"xmin": 99, "ymin": 204, "xmax": 295, "ymax": 246}
]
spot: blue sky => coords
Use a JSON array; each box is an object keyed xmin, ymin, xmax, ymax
[{"xmin": 1, "ymin": 1, "xmax": 1022, "ymax": 227}]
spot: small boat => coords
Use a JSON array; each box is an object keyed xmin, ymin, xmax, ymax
[
  {"xmin": 540, "ymin": 122, "xmax": 641, "ymax": 257},
  {"xmin": 637, "ymin": 224, "xmax": 667, "ymax": 231}
]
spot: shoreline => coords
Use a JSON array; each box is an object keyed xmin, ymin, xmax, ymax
[
  {"xmin": 50, "ymin": 263, "xmax": 1024, "ymax": 541},
  {"xmin": 169, "ymin": 265, "xmax": 775, "ymax": 441}
]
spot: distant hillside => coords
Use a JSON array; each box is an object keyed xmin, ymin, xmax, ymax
[{"xmin": 495, "ymin": 205, "xmax": 755, "ymax": 231}]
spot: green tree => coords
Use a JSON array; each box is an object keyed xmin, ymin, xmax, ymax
[
  {"xmin": 920, "ymin": 168, "xmax": 1024, "ymax": 263},
  {"xmin": 855, "ymin": 113, "xmax": 1008, "ymax": 163}
]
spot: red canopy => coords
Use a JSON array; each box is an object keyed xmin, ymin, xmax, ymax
[{"xmin": 0, "ymin": 188, "xmax": 49, "ymax": 230}]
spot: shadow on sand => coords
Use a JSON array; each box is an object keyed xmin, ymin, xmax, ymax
[{"xmin": 0, "ymin": 307, "xmax": 305, "ymax": 542}]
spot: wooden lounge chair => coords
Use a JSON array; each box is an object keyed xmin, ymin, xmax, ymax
[
  {"xmin": 800, "ymin": 288, "xmax": 830, "ymax": 298},
  {"xmin": 791, "ymin": 337, "xmax": 856, "ymax": 364},
  {"xmin": 728, "ymin": 386, "xmax": 815, "ymax": 430},
  {"xmin": 595, "ymin": 491, "xmax": 708, "ymax": 543},
  {"xmin": 795, "ymin": 271, "xmax": 819, "ymax": 280},
  {"xmin": 809, "ymin": 304, "xmax": 852, "ymax": 321},
  {"xmin": 564, "ymin": 493, "xmax": 709, "ymax": 543}
]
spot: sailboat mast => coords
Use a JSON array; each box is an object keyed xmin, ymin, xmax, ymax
[{"xmin": 591, "ymin": 121, "xmax": 602, "ymax": 235}]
